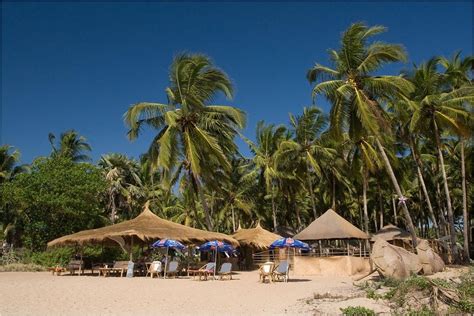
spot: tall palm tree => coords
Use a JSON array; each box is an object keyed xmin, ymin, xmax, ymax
[
  {"xmin": 439, "ymin": 52, "xmax": 473, "ymax": 260},
  {"xmin": 407, "ymin": 57, "xmax": 474, "ymax": 261},
  {"xmin": 125, "ymin": 53, "xmax": 246, "ymax": 230},
  {"xmin": 242, "ymin": 121, "xmax": 288, "ymax": 231},
  {"xmin": 307, "ymin": 22, "xmax": 418, "ymax": 246},
  {"xmin": 48, "ymin": 130, "xmax": 92, "ymax": 162},
  {"xmin": 277, "ymin": 106, "xmax": 335, "ymax": 219}
]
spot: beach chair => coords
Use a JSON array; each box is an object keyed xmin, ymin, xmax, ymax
[
  {"xmin": 165, "ymin": 261, "xmax": 179, "ymax": 278},
  {"xmin": 146, "ymin": 261, "xmax": 162, "ymax": 278},
  {"xmin": 99, "ymin": 261, "xmax": 129, "ymax": 277},
  {"xmin": 67, "ymin": 260, "xmax": 84, "ymax": 275},
  {"xmin": 272, "ymin": 260, "xmax": 289, "ymax": 282},
  {"xmin": 258, "ymin": 261, "xmax": 275, "ymax": 283},
  {"xmin": 217, "ymin": 262, "xmax": 233, "ymax": 280},
  {"xmin": 188, "ymin": 262, "xmax": 216, "ymax": 281}
]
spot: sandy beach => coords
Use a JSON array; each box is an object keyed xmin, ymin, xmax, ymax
[{"xmin": 0, "ymin": 271, "xmax": 390, "ymax": 315}]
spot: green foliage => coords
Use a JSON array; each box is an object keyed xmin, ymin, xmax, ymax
[
  {"xmin": 0, "ymin": 156, "xmax": 106, "ymax": 251},
  {"xmin": 340, "ymin": 306, "xmax": 376, "ymax": 316},
  {"xmin": 0, "ymin": 263, "xmax": 46, "ymax": 272}
]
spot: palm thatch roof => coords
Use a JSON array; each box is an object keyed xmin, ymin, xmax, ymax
[
  {"xmin": 232, "ymin": 223, "xmax": 282, "ymax": 250},
  {"xmin": 294, "ymin": 209, "xmax": 369, "ymax": 240},
  {"xmin": 47, "ymin": 203, "xmax": 239, "ymax": 248},
  {"xmin": 371, "ymin": 224, "xmax": 412, "ymax": 242}
]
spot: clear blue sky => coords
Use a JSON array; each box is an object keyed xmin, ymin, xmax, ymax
[{"xmin": 2, "ymin": 2, "xmax": 472, "ymax": 164}]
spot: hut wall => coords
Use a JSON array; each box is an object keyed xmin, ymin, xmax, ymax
[{"xmin": 293, "ymin": 256, "xmax": 371, "ymax": 276}]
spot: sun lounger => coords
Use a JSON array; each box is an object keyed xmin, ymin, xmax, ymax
[
  {"xmin": 146, "ymin": 261, "xmax": 162, "ymax": 278},
  {"xmin": 258, "ymin": 261, "xmax": 275, "ymax": 283},
  {"xmin": 165, "ymin": 261, "xmax": 179, "ymax": 278},
  {"xmin": 272, "ymin": 260, "xmax": 289, "ymax": 282},
  {"xmin": 67, "ymin": 260, "xmax": 84, "ymax": 275},
  {"xmin": 217, "ymin": 262, "xmax": 233, "ymax": 280},
  {"xmin": 188, "ymin": 262, "xmax": 216, "ymax": 281},
  {"xmin": 99, "ymin": 261, "xmax": 129, "ymax": 277}
]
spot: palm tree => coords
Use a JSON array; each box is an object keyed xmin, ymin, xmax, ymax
[
  {"xmin": 277, "ymin": 106, "xmax": 335, "ymax": 219},
  {"xmin": 48, "ymin": 130, "xmax": 92, "ymax": 162},
  {"xmin": 242, "ymin": 121, "xmax": 288, "ymax": 231},
  {"xmin": 99, "ymin": 154, "xmax": 143, "ymax": 223},
  {"xmin": 406, "ymin": 57, "xmax": 474, "ymax": 261},
  {"xmin": 307, "ymin": 22, "xmax": 418, "ymax": 246},
  {"xmin": 439, "ymin": 52, "xmax": 473, "ymax": 261},
  {"xmin": 0, "ymin": 145, "xmax": 29, "ymax": 183},
  {"xmin": 125, "ymin": 53, "xmax": 246, "ymax": 230}
]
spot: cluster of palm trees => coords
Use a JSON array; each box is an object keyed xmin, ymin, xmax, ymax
[{"xmin": 1, "ymin": 22, "xmax": 472, "ymax": 262}]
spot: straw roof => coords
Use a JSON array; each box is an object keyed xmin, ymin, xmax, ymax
[
  {"xmin": 232, "ymin": 223, "xmax": 282, "ymax": 250},
  {"xmin": 371, "ymin": 224, "xmax": 412, "ymax": 242},
  {"xmin": 294, "ymin": 209, "xmax": 369, "ymax": 240},
  {"xmin": 47, "ymin": 204, "xmax": 239, "ymax": 247}
]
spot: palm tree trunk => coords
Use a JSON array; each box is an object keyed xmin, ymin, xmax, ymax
[
  {"xmin": 193, "ymin": 175, "xmax": 214, "ymax": 231},
  {"xmin": 433, "ymin": 121, "xmax": 459, "ymax": 262},
  {"xmin": 271, "ymin": 183, "xmax": 278, "ymax": 231},
  {"xmin": 377, "ymin": 181, "xmax": 384, "ymax": 229},
  {"xmin": 332, "ymin": 175, "xmax": 336, "ymax": 210},
  {"xmin": 461, "ymin": 139, "xmax": 469, "ymax": 261},
  {"xmin": 306, "ymin": 164, "xmax": 318, "ymax": 219},
  {"xmin": 231, "ymin": 205, "xmax": 236, "ymax": 233},
  {"xmin": 409, "ymin": 139, "xmax": 439, "ymax": 237},
  {"xmin": 362, "ymin": 168, "xmax": 369, "ymax": 234},
  {"xmin": 392, "ymin": 196, "xmax": 398, "ymax": 225},
  {"xmin": 375, "ymin": 138, "xmax": 418, "ymax": 248},
  {"xmin": 436, "ymin": 181, "xmax": 448, "ymax": 236}
]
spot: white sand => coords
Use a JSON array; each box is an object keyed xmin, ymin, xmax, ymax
[{"xmin": 0, "ymin": 271, "xmax": 387, "ymax": 315}]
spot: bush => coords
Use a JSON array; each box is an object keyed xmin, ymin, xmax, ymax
[
  {"xmin": 340, "ymin": 306, "xmax": 376, "ymax": 316},
  {"xmin": 0, "ymin": 263, "xmax": 45, "ymax": 272}
]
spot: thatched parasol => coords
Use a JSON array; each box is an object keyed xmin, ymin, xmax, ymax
[
  {"xmin": 294, "ymin": 209, "xmax": 369, "ymax": 240},
  {"xmin": 47, "ymin": 203, "xmax": 239, "ymax": 249},
  {"xmin": 371, "ymin": 224, "xmax": 412, "ymax": 242},
  {"xmin": 232, "ymin": 223, "xmax": 282, "ymax": 250}
]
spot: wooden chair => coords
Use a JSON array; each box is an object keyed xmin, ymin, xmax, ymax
[
  {"xmin": 217, "ymin": 262, "xmax": 233, "ymax": 280},
  {"xmin": 189, "ymin": 262, "xmax": 216, "ymax": 281},
  {"xmin": 258, "ymin": 262, "xmax": 275, "ymax": 283},
  {"xmin": 165, "ymin": 261, "xmax": 179, "ymax": 278},
  {"xmin": 146, "ymin": 261, "xmax": 162, "ymax": 278},
  {"xmin": 67, "ymin": 260, "xmax": 84, "ymax": 275}
]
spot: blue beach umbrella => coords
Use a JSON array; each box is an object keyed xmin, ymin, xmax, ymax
[
  {"xmin": 151, "ymin": 239, "xmax": 185, "ymax": 278},
  {"xmin": 269, "ymin": 238, "xmax": 309, "ymax": 282},
  {"xmin": 198, "ymin": 240, "xmax": 234, "ymax": 278}
]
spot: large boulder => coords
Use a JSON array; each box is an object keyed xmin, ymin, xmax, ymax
[
  {"xmin": 371, "ymin": 239, "xmax": 422, "ymax": 280},
  {"xmin": 416, "ymin": 239, "xmax": 445, "ymax": 275}
]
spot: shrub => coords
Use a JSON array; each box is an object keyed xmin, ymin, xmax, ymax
[
  {"xmin": 0, "ymin": 263, "xmax": 45, "ymax": 272},
  {"xmin": 340, "ymin": 306, "xmax": 375, "ymax": 316}
]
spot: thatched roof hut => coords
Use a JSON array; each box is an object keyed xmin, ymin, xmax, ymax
[
  {"xmin": 294, "ymin": 209, "xmax": 369, "ymax": 240},
  {"xmin": 232, "ymin": 223, "xmax": 281, "ymax": 250},
  {"xmin": 371, "ymin": 224, "xmax": 411, "ymax": 242},
  {"xmin": 47, "ymin": 204, "xmax": 239, "ymax": 248}
]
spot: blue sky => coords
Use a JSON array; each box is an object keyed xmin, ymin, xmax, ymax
[{"xmin": 2, "ymin": 2, "xmax": 472, "ymax": 164}]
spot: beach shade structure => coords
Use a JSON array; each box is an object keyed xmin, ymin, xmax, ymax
[
  {"xmin": 151, "ymin": 239, "xmax": 185, "ymax": 278},
  {"xmin": 269, "ymin": 238, "xmax": 309, "ymax": 282},
  {"xmin": 47, "ymin": 202, "xmax": 239, "ymax": 260},
  {"xmin": 198, "ymin": 240, "xmax": 234, "ymax": 279},
  {"xmin": 232, "ymin": 223, "xmax": 282, "ymax": 251}
]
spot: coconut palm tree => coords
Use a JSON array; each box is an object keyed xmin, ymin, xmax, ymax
[
  {"xmin": 307, "ymin": 22, "xmax": 418, "ymax": 246},
  {"xmin": 439, "ymin": 52, "xmax": 473, "ymax": 260},
  {"xmin": 276, "ymin": 106, "xmax": 336, "ymax": 219},
  {"xmin": 242, "ymin": 121, "xmax": 288, "ymax": 231},
  {"xmin": 48, "ymin": 130, "xmax": 92, "ymax": 162},
  {"xmin": 406, "ymin": 57, "xmax": 474, "ymax": 261},
  {"xmin": 0, "ymin": 145, "xmax": 29, "ymax": 183},
  {"xmin": 125, "ymin": 53, "xmax": 246, "ymax": 230}
]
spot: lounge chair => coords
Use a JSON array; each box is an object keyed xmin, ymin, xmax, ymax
[
  {"xmin": 67, "ymin": 260, "xmax": 84, "ymax": 275},
  {"xmin": 165, "ymin": 261, "xmax": 179, "ymax": 278},
  {"xmin": 188, "ymin": 262, "xmax": 216, "ymax": 281},
  {"xmin": 146, "ymin": 261, "xmax": 162, "ymax": 278},
  {"xmin": 258, "ymin": 261, "xmax": 275, "ymax": 283},
  {"xmin": 272, "ymin": 260, "xmax": 289, "ymax": 282},
  {"xmin": 99, "ymin": 261, "xmax": 129, "ymax": 277},
  {"xmin": 217, "ymin": 262, "xmax": 233, "ymax": 280}
]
